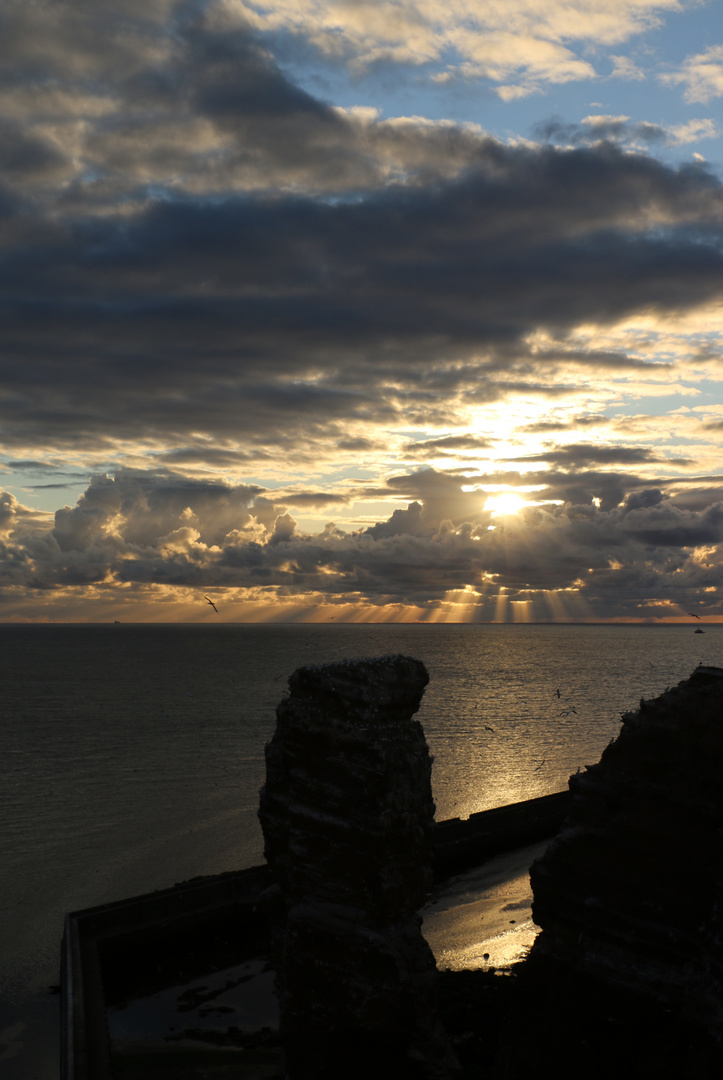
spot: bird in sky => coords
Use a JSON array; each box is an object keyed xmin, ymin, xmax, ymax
[
  {"xmin": 689, "ymin": 612, "xmax": 702, "ymax": 620},
  {"xmin": 204, "ymin": 595, "xmax": 218, "ymax": 613}
]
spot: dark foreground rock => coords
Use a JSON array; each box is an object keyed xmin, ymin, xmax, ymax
[
  {"xmin": 258, "ymin": 654, "xmax": 461, "ymax": 1079},
  {"xmin": 495, "ymin": 665, "xmax": 723, "ymax": 1079}
]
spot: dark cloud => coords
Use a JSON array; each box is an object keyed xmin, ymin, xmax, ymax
[
  {"xmin": 4, "ymin": 460, "xmax": 53, "ymax": 470},
  {"xmin": 527, "ymin": 469, "xmax": 632, "ymax": 512},
  {"xmin": 30, "ymin": 483, "xmax": 78, "ymax": 490},
  {"xmin": 404, "ymin": 434, "xmax": 493, "ymax": 458},
  {"xmin": 3, "ymin": 468, "xmax": 723, "ymax": 617},
  {"xmin": 669, "ymin": 486, "xmax": 723, "ymax": 511},
  {"xmin": 0, "ymin": 5, "xmax": 502, "ymax": 204},
  {"xmin": 157, "ymin": 447, "xmax": 272, "ymax": 465},
  {"xmin": 336, "ymin": 436, "xmax": 378, "ymax": 452},
  {"xmin": 624, "ymin": 488, "xmax": 665, "ymax": 511},
  {"xmin": 379, "ymin": 469, "xmax": 490, "ymax": 524},
  {"xmin": 276, "ymin": 492, "xmax": 351, "ymax": 508},
  {"xmin": 510, "ymin": 443, "xmax": 693, "ymax": 467},
  {"xmin": 2, "ymin": 8, "xmax": 723, "ymax": 620},
  {"xmin": 0, "ymin": 489, "xmax": 50, "ymax": 534},
  {"xmin": 537, "ymin": 117, "xmax": 668, "ymax": 148},
  {"xmin": 620, "ymin": 500, "xmax": 723, "ymax": 548},
  {"xmin": 520, "ymin": 348, "xmax": 669, "ymax": 371},
  {"xmin": 365, "ymin": 501, "xmax": 426, "ymax": 539},
  {"xmin": 521, "ymin": 415, "xmax": 611, "ymax": 433},
  {"xmin": 0, "ymin": 118, "xmax": 70, "ymax": 184},
  {"xmin": 1, "ymin": 140, "xmax": 722, "ymax": 450},
  {"xmin": 51, "ymin": 470, "xmax": 268, "ymax": 553},
  {"xmin": 1, "ymin": 11, "xmax": 722, "ymax": 455}
]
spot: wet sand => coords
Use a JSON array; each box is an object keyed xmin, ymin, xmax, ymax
[
  {"xmin": 423, "ymin": 839, "xmax": 547, "ymax": 971},
  {"xmin": 104, "ymin": 839, "xmax": 548, "ymax": 1076}
]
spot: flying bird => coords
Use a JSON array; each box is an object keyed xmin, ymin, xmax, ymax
[
  {"xmin": 689, "ymin": 612, "xmax": 702, "ymax": 620},
  {"xmin": 204, "ymin": 595, "xmax": 218, "ymax": 613}
]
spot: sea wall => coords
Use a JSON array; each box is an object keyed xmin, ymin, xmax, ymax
[{"xmin": 433, "ymin": 790, "xmax": 570, "ymax": 878}]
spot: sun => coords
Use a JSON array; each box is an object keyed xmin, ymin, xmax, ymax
[{"xmin": 485, "ymin": 491, "xmax": 526, "ymax": 516}]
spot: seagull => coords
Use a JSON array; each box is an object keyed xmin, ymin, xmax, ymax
[
  {"xmin": 689, "ymin": 612, "xmax": 702, "ymax": 620},
  {"xmin": 484, "ymin": 725, "xmax": 496, "ymax": 733},
  {"xmin": 204, "ymin": 595, "xmax": 218, "ymax": 613}
]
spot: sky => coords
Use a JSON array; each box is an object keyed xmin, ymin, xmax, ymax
[{"xmin": 2, "ymin": 0, "xmax": 723, "ymax": 623}]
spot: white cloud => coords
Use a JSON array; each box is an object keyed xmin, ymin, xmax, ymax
[
  {"xmin": 661, "ymin": 44, "xmax": 723, "ymax": 104},
  {"xmin": 218, "ymin": 0, "xmax": 684, "ymax": 89},
  {"xmin": 666, "ymin": 117, "xmax": 719, "ymax": 145},
  {"xmin": 583, "ymin": 112, "xmax": 631, "ymax": 126},
  {"xmin": 609, "ymin": 54, "xmax": 646, "ymax": 80},
  {"xmin": 497, "ymin": 84, "xmax": 539, "ymax": 102},
  {"xmin": 446, "ymin": 31, "xmax": 597, "ymax": 86}
]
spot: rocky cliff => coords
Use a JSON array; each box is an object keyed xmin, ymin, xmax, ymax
[
  {"xmin": 258, "ymin": 654, "xmax": 460, "ymax": 1080},
  {"xmin": 496, "ymin": 665, "xmax": 723, "ymax": 1078}
]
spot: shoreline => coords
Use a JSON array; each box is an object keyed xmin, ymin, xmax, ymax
[{"xmin": 62, "ymin": 792, "xmax": 570, "ymax": 1079}]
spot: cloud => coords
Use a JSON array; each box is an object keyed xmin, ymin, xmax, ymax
[
  {"xmin": 662, "ymin": 44, "xmax": 723, "ymax": 104},
  {"xmin": 2, "ymin": 134, "xmax": 723, "ymax": 458},
  {"xmin": 0, "ymin": 10, "xmax": 508, "ymax": 205},
  {"xmin": 157, "ymin": 447, "xmax": 273, "ymax": 466},
  {"xmin": 404, "ymin": 434, "xmax": 493, "ymax": 458},
  {"xmin": 4, "ymin": 466, "xmax": 723, "ymax": 619},
  {"xmin": 624, "ymin": 487, "xmax": 665, "ymax": 511},
  {"xmin": 509, "ymin": 443, "xmax": 692, "ymax": 467},
  {"xmin": 336, "ymin": 436, "xmax": 379, "ymax": 452},
  {"xmin": 273, "ymin": 491, "xmax": 351, "ymax": 507},
  {"xmin": 539, "ymin": 114, "xmax": 719, "ymax": 150},
  {"xmin": 0, "ymin": 118, "xmax": 72, "ymax": 186},
  {"xmin": 0, "ymin": 2, "xmax": 688, "ymax": 218},
  {"xmin": 51, "ymin": 471, "xmax": 268, "ymax": 553},
  {"xmin": 1, "ymin": 6, "xmax": 722, "ymax": 623},
  {"xmin": 521, "ymin": 415, "xmax": 611, "ymax": 434},
  {"xmin": 609, "ymin": 54, "xmax": 646, "ymax": 81},
  {"xmin": 269, "ymin": 511, "xmax": 297, "ymax": 544},
  {"xmin": 0, "ymin": 490, "xmax": 46, "ymax": 534},
  {"xmin": 223, "ymin": 0, "xmax": 681, "ymax": 91},
  {"xmin": 445, "ymin": 33, "xmax": 596, "ymax": 90},
  {"xmin": 666, "ymin": 118, "xmax": 719, "ymax": 145}
]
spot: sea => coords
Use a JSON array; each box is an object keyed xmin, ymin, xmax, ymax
[{"xmin": 1, "ymin": 622, "xmax": 720, "ymax": 1079}]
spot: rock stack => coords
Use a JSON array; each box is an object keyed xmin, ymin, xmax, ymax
[
  {"xmin": 496, "ymin": 665, "xmax": 723, "ymax": 1078},
  {"xmin": 258, "ymin": 654, "xmax": 460, "ymax": 1080}
]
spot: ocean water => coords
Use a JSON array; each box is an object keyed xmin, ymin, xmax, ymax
[{"xmin": 1, "ymin": 622, "xmax": 720, "ymax": 1078}]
